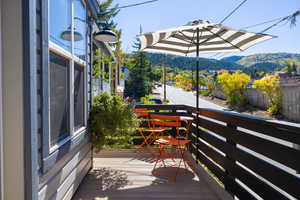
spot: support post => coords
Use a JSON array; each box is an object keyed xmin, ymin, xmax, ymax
[
  {"xmin": 225, "ymin": 123, "xmax": 237, "ymax": 197},
  {"xmin": 196, "ymin": 28, "xmax": 200, "ymax": 161},
  {"xmin": 163, "ymin": 54, "xmax": 167, "ymax": 101}
]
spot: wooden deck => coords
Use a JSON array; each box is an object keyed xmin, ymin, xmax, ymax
[{"xmin": 72, "ymin": 149, "xmax": 232, "ymax": 200}]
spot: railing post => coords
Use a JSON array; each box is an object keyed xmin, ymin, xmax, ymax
[
  {"xmin": 196, "ymin": 108, "xmax": 200, "ymax": 163},
  {"xmin": 225, "ymin": 123, "xmax": 237, "ymax": 197},
  {"xmin": 186, "ymin": 107, "xmax": 193, "ymax": 152},
  {"xmin": 171, "ymin": 108, "xmax": 177, "ymax": 137}
]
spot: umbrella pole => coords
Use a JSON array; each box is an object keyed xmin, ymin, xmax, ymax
[{"xmin": 196, "ymin": 28, "xmax": 200, "ymax": 160}]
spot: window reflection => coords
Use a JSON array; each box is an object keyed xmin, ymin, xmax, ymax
[
  {"xmin": 50, "ymin": 0, "xmax": 72, "ymax": 52},
  {"xmin": 74, "ymin": 0, "xmax": 87, "ymax": 60}
]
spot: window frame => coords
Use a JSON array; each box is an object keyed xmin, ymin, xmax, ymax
[{"xmin": 43, "ymin": 0, "xmax": 90, "ymax": 165}]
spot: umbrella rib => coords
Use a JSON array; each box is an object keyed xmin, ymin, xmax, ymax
[
  {"xmin": 194, "ymin": 28, "xmax": 227, "ymax": 47},
  {"xmin": 178, "ymin": 31, "xmax": 197, "ymax": 45},
  {"xmin": 203, "ymin": 27, "xmax": 243, "ymax": 51},
  {"xmin": 185, "ymin": 31, "xmax": 196, "ymax": 56}
]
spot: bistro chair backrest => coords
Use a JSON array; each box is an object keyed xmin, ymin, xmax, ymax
[
  {"xmin": 150, "ymin": 114, "xmax": 181, "ymax": 128},
  {"xmin": 133, "ymin": 108, "xmax": 149, "ymax": 118}
]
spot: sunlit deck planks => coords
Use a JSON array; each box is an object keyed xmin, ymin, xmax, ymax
[{"xmin": 72, "ymin": 149, "xmax": 233, "ymax": 200}]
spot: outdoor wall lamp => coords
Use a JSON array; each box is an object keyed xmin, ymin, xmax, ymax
[
  {"xmin": 60, "ymin": 26, "xmax": 83, "ymax": 41},
  {"xmin": 60, "ymin": 17, "xmax": 118, "ymax": 43},
  {"xmin": 94, "ymin": 29, "xmax": 118, "ymax": 43}
]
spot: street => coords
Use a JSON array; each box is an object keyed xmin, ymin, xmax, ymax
[{"xmin": 155, "ymin": 85, "xmax": 224, "ymax": 110}]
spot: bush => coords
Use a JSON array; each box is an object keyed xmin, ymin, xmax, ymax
[
  {"xmin": 163, "ymin": 99, "xmax": 169, "ymax": 104},
  {"xmin": 253, "ymin": 74, "xmax": 281, "ymax": 115},
  {"xmin": 200, "ymin": 89, "xmax": 211, "ymax": 96},
  {"xmin": 90, "ymin": 93, "xmax": 138, "ymax": 151},
  {"xmin": 141, "ymin": 95, "xmax": 155, "ymax": 104},
  {"xmin": 217, "ymin": 72, "xmax": 250, "ymax": 107}
]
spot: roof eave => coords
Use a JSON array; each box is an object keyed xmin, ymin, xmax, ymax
[{"xmin": 86, "ymin": 0, "xmax": 100, "ymax": 19}]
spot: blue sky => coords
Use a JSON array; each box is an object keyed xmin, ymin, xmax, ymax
[{"xmin": 113, "ymin": 0, "xmax": 299, "ymax": 59}]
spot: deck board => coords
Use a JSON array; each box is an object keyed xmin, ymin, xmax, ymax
[{"xmin": 72, "ymin": 149, "xmax": 233, "ymax": 200}]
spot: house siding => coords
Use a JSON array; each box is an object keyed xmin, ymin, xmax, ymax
[{"xmin": 35, "ymin": 0, "xmax": 93, "ymax": 199}]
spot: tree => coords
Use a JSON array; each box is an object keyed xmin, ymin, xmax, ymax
[
  {"xmin": 124, "ymin": 26, "xmax": 153, "ymax": 99},
  {"xmin": 217, "ymin": 72, "xmax": 250, "ymax": 107},
  {"xmin": 98, "ymin": 0, "xmax": 120, "ymax": 30},
  {"xmin": 253, "ymin": 74, "xmax": 281, "ymax": 115},
  {"xmin": 289, "ymin": 9, "xmax": 300, "ymax": 27},
  {"xmin": 282, "ymin": 62, "xmax": 298, "ymax": 74}
]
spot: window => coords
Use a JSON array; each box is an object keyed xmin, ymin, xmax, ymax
[
  {"xmin": 49, "ymin": 0, "xmax": 72, "ymax": 52},
  {"xmin": 48, "ymin": 0, "xmax": 88, "ymax": 148},
  {"xmin": 74, "ymin": 0, "xmax": 87, "ymax": 60},
  {"xmin": 74, "ymin": 64, "xmax": 85, "ymax": 131},
  {"xmin": 49, "ymin": 53, "xmax": 70, "ymax": 146}
]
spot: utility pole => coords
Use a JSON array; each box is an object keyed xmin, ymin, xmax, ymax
[{"xmin": 163, "ymin": 55, "xmax": 167, "ymax": 101}]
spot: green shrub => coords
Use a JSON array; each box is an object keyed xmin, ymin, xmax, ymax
[
  {"xmin": 217, "ymin": 72, "xmax": 250, "ymax": 107},
  {"xmin": 200, "ymin": 89, "xmax": 211, "ymax": 96},
  {"xmin": 140, "ymin": 95, "xmax": 155, "ymax": 104},
  {"xmin": 253, "ymin": 74, "xmax": 282, "ymax": 115},
  {"xmin": 90, "ymin": 93, "xmax": 137, "ymax": 151}
]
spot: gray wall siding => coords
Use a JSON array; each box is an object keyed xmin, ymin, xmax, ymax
[
  {"xmin": 2, "ymin": 0, "xmax": 25, "ymax": 199},
  {"xmin": 36, "ymin": 0, "xmax": 93, "ymax": 199}
]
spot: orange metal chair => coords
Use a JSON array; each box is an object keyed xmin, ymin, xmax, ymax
[
  {"xmin": 150, "ymin": 114, "xmax": 191, "ymax": 180},
  {"xmin": 133, "ymin": 109, "xmax": 165, "ymax": 155}
]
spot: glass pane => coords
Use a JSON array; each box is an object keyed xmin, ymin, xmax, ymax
[
  {"xmin": 74, "ymin": 0, "xmax": 87, "ymax": 60},
  {"xmin": 50, "ymin": 0, "xmax": 72, "ymax": 51},
  {"xmin": 74, "ymin": 64, "xmax": 85, "ymax": 130},
  {"xmin": 50, "ymin": 53, "xmax": 70, "ymax": 146}
]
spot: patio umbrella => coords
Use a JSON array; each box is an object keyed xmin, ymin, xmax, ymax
[{"xmin": 137, "ymin": 19, "xmax": 275, "ymax": 137}]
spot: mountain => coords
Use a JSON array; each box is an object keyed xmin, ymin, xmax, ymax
[
  {"xmin": 146, "ymin": 53, "xmax": 244, "ymax": 71},
  {"xmin": 131, "ymin": 52, "xmax": 300, "ymax": 74},
  {"xmin": 221, "ymin": 53, "xmax": 300, "ymax": 73},
  {"xmin": 221, "ymin": 56, "xmax": 244, "ymax": 63},
  {"xmin": 236, "ymin": 53, "xmax": 300, "ymax": 67}
]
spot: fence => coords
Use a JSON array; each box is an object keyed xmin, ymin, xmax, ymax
[
  {"xmin": 213, "ymin": 86, "xmax": 300, "ymax": 122},
  {"xmin": 135, "ymin": 104, "xmax": 300, "ymax": 200}
]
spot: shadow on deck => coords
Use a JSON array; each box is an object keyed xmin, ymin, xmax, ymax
[{"xmin": 72, "ymin": 149, "xmax": 233, "ymax": 200}]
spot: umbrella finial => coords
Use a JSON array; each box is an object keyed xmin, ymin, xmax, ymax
[{"xmin": 186, "ymin": 19, "xmax": 210, "ymax": 26}]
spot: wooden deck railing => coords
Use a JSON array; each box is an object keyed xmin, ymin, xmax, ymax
[{"xmin": 135, "ymin": 104, "xmax": 300, "ymax": 200}]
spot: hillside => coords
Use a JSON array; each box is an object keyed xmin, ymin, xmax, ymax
[
  {"xmin": 146, "ymin": 53, "xmax": 244, "ymax": 71},
  {"xmin": 222, "ymin": 53, "xmax": 300, "ymax": 73},
  {"xmin": 133, "ymin": 52, "xmax": 300, "ymax": 74}
]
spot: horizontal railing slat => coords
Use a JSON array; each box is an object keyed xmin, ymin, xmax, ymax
[
  {"xmin": 190, "ymin": 131, "xmax": 291, "ymax": 200},
  {"xmin": 197, "ymin": 117, "xmax": 300, "ymax": 171},
  {"xmin": 190, "ymin": 143, "xmax": 257, "ymax": 200},
  {"xmin": 198, "ymin": 109, "xmax": 300, "ymax": 145}
]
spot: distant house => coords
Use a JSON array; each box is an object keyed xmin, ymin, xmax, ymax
[
  {"xmin": 277, "ymin": 71, "xmax": 300, "ymax": 86},
  {"xmin": 0, "ymin": 0, "xmax": 113, "ymax": 199}
]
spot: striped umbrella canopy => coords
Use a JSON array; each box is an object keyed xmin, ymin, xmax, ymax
[
  {"xmin": 138, "ymin": 20, "xmax": 275, "ymax": 56},
  {"xmin": 137, "ymin": 19, "xmax": 275, "ymax": 136}
]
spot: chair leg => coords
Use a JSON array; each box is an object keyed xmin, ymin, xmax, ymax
[{"xmin": 134, "ymin": 130, "xmax": 156, "ymax": 156}]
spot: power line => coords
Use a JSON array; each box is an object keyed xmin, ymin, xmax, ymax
[
  {"xmin": 241, "ymin": 16, "xmax": 287, "ymax": 30},
  {"xmin": 260, "ymin": 15, "xmax": 291, "ymax": 33},
  {"xmin": 211, "ymin": 10, "xmax": 298, "ymax": 60},
  {"xmin": 219, "ymin": 0, "xmax": 248, "ymax": 24},
  {"xmin": 108, "ymin": 0, "xmax": 159, "ymax": 11}
]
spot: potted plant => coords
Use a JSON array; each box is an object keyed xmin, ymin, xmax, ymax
[{"xmin": 89, "ymin": 93, "xmax": 138, "ymax": 151}]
